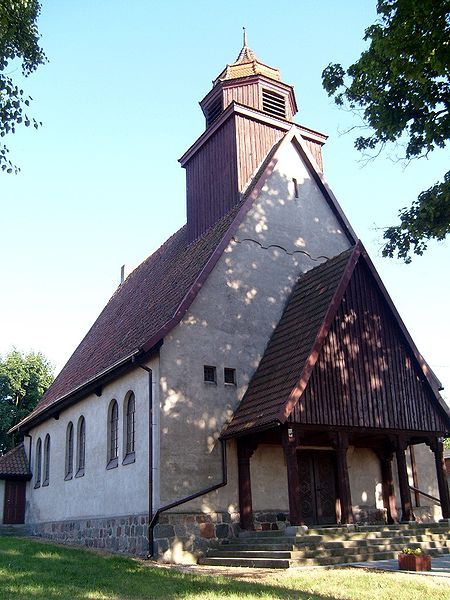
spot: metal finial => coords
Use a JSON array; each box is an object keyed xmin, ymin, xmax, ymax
[{"xmin": 243, "ymin": 26, "xmax": 248, "ymax": 47}]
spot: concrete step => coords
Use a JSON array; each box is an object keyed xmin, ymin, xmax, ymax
[
  {"xmin": 212, "ymin": 540, "xmax": 450, "ymax": 561},
  {"xmin": 199, "ymin": 556, "xmax": 291, "ymax": 569},
  {"xmin": 238, "ymin": 529, "xmax": 284, "ymax": 538},
  {"xmin": 0, "ymin": 524, "xmax": 31, "ymax": 537},
  {"xmin": 229, "ymin": 531, "xmax": 449, "ymax": 547},
  {"xmin": 295, "ymin": 546, "xmax": 450, "ymax": 567},
  {"xmin": 207, "ymin": 549, "xmax": 293, "ymax": 559},
  {"xmin": 201, "ymin": 546, "xmax": 450, "ymax": 569},
  {"xmin": 203, "ymin": 524, "xmax": 450, "ymax": 569}
]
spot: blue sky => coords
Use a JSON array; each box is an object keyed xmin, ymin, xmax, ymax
[{"xmin": 1, "ymin": 1, "xmax": 449, "ymax": 399}]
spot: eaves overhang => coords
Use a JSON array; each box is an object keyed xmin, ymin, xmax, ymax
[
  {"xmin": 179, "ymin": 101, "xmax": 326, "ymax": 168},
  {"xmin": 9, "ymin": 342, "xmax": 163, "ymax": 435}
]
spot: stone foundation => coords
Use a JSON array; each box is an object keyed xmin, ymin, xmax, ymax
[
  {"xmin": 29, "ymin": 513, "xmax": 150, "ymax": 556},
  {"xmin": 253, "ymin": 510, "xmax": 289, "ymax": 531},
  {"xmin": 353, "ymin": 506, "xmax": 387, "ymax": 524},
  {"xmin": 153, "ymin": 511, "xmax": 239, "ymax": 564}
]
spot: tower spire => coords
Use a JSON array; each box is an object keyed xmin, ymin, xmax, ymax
[{"xmin": 243, "ymin": 26, "xmax": 248, "ymax": 47}]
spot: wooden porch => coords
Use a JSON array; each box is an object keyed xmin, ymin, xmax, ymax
[{"xmin": 236, "ymin": 425, "xmax": 450, "ymax": 530}]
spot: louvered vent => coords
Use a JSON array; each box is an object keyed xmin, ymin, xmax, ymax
[
  {"xmin": 206, "ymin": 97, "xmax": 223, "ymax": 127},
  {"xmin": 262, "ymin": 89, "xmax": 286, "ymax": 118}
]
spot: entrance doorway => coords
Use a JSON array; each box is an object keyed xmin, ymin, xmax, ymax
[
  {"xmin": 3, "ymin": 480, "xmax": 26, "ymax": 524},
  {"xmin": 298, "ymin": 451, "xmax": 337, "ymax": 525}
]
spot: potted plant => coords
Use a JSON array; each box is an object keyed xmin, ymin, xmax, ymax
[{"xmin": 398, "ymin": 547, "xmax": 431, "ymax": 571}]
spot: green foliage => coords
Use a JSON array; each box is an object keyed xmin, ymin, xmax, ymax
[
  {"xmin": 322, "ymin": 0, "xmax": 450, "ymax": 261},
  {"xmin": 0, "ymin": 0, "xmax": 46, "ymax": 173},
  {"xmin": 0, "ymin": 349, "xmax": 53, "ymax": 454}
]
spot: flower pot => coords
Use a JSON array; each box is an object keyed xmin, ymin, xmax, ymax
[{"xmin": 398, "ymin": 553, "xmax": 431, "ymax": 571}]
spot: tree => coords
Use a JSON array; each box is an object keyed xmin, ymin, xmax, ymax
[
  {"xmin": 0, "ymin": 349, "xmax": 53, "ymax": 454},
  {"xmin": 0, "ymin": 0, "xmax": 46, "ymax": 173},
  {"xmin": 322, "ymin": 0, "xmax": 450, "ymax": 262}
]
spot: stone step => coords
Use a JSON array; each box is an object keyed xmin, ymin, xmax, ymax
[
  {"xmin": 295, "ymin": 546, "xmax": 450, "ymax": 567},
  {"xmin": 238, "ymin": 529, "xmax": 284, "ymax": 538},
  {"xmin": 202, "ymin": 545, "xmax": 450, "ymax": 569},
  {"xmin": 219, "ymin": 543, "xmax": 298, "ymax": 551},
  {"xmin": 231, "ymin": 531, "xmax": 449, "ymax": 546},
  {"xmin": 213, "ymin": 540, "xmax": 450, "ymax": 561},
  {"xmin": 295, "ymin": 541, "xmax": 450, "ymax": 560},
  {"xmin": 207, "ymin": 549, "xmax": 293, "ymax": 559},
  {"xmin": 198, "ymin": 556, "xmax": 290, "ymax": 569},
  {"xmin": 0, "ymin": 524, "xmax": 31, "ymax": 537}
]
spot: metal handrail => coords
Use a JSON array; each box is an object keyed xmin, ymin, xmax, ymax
[{"xmin": 409, "ymin": 485, "xmax": 441, "ymax": 505}]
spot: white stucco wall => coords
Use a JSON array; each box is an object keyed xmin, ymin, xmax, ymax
[
  {"xmin": 348, "ymin": 447, "xmax": 383, "ymax": 512},
  {"xmin": 251, "ymin": 445, "xmax": 289, "ymax": 511},
  {"xmin": 26, "ymin": 356, "xmax": 159, "ymax": 523},
  {"xmin": 0, "ymin": 480, "xmax": 4, "ymax": 523},
  {"xmin": 158, "ymin": 137, "xmax": 352, "ymax": 512}
]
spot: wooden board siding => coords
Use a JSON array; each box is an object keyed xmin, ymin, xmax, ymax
[
  {"xmin": 223, "ymin": 81, "xmax": 260, "ymax": 113},
  {"xmin": 186, "ymin": 117, "xmax": 239, "ymax": 242},
  {"xmin": 303, "ymin": 138, "xmax": 324, "ymax": 172},
  {"xmin": 235, "ymin": 115, "xmax": 285, "ymax": 191},
  {"xmin": 290, "ymin": 261, "xmax": 448, "ymax": 433}
]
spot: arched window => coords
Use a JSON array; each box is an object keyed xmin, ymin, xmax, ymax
[
  {"xmin": 123, "ymin": 392, "xmax": 135, "ymax": 464},
  {"xmin": 76, "ymin": 416, "xmax": 86, "ymax": 477},
  {"xmin": 34, "ymin": 438, "xmax": 42, "ymax": 488},
  {"xmin": 107, "ymin": 400, "xmax": 119, "ymax": 469},
  {"xmin": 65, "ymin": 422, "xmax": 74, "ymax": 480},
  {"xmin": 43, "ymin": 434, "xmax": 50, "ymax": 486}
]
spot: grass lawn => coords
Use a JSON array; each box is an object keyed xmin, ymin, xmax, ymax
[{"xmin": 0, "ymin": 537, "xmax": 449, "ymax": 600}]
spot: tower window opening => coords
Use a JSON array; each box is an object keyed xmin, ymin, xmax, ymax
[
  {"xmin": 293, "ymin": 178, "xmax": 298, "ymax": 198},
  {"xmin": 206, "ymin": 97, "xmax": 223, "ymax": 127},
  {"xmin": 262, "ymin": 89, "xmax": 286, "ymax": 119}
]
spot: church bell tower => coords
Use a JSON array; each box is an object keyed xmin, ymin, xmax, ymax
[{"xmin": 179, "ymin": 35, "xmax": 326, "ymax": 243}]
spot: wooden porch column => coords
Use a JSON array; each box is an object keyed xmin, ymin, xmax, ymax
[
  {"xmin": 431, "ymin": 438, "xmax": 450, "ymax": 519},
  {"xmin": 379, "ymin": 452, "xmax": 398, "ymax": 524},
  {"xmin": 282, "ymin": 427, "xmax": 302, "ymax": 525},
  {"xmin": 237, "ymin": 439, "xmax": 257, "ymax": 530},
  {"xmin": 395, "ymin": 436, "xmax": 415, "ymax": 522},
  {"xmin": 334, "ymin": 433, "xmax": 354, "ymax": 524}
]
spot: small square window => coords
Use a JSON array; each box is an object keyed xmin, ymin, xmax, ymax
[
  {"xmin": 224, "ymin": 368, "xmax": 236, "ymax": 385},
  {"xmin": 204, "ymin": 365, "xmax": 217, "ymax": 384}
]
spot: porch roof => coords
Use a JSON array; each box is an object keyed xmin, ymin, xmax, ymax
[
  {"xmin": 222, "ymin": 243, "xmax": 449, "ymax": 439},
  {"xmin": 0, "ymin": 444, "xmax": 31, "ymax": 480}
]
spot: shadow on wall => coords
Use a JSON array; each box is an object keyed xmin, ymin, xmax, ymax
[{"xmin": 156, "ymin": 168, "xmax": 352, "ymax": 512}]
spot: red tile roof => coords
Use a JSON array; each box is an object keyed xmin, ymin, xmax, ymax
[
  {"xmin": 17, "ymin": 205, "xmax": 242, "ymax": 431},
  {"xmin": 222, "ymin": 243, "xmax": 449, "ymax": 438},
  {"xmin": 0, "ymin": 444, "xmax": 31, "ymax": 479}
]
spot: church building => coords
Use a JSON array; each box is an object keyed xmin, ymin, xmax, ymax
[{"xmin": 1, "ymin": 40, "xmax": 449, "ymax": 564}]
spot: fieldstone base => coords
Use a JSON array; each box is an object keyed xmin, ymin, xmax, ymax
[
  {"xmin": 253, "ymin": 510, "xmax": 289, "ymax": 531},
  {"xmin": 153, "ymin": 511, "xmax": 239, "ymax": 564},
  {"xmin": 29, "ymin": 513, "xmax": 150, "ymax": 556},
  {"xmin": 353, "ymin": 506, "xmax": 387, "ymax": 524}
]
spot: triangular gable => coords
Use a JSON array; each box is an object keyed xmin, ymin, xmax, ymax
[
  {"xmin": 223, "ymin": 242, "xmax": 450, "ymax": 438},
  {"xmin": 13, "ymin": 126, "xmax": 358, "ymax": 433}
]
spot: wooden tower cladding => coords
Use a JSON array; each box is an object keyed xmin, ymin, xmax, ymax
[{"xmin": 179, "ymin": 42, "xmax": 326, "ymax": 243}]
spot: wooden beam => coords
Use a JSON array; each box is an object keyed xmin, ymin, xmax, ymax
[
  {"xmin": 378, "ymin": 451, "xmax": 398, "ymax": 524},
  {"xmin": 237, "ymin": 439, "xmax": 257, "ymax": 530},
  {"xmin": 430, "ymin": 438, "xmax": 450, "ymax": 519},
  {"xmin": 282, "ymin": 427, "xmax": 302, "ymax": 525},
  {"xmin": 395, "ymin": 436, "xmax": 415, "ymax": 522},
  {"xmin": 333, "ymin": 433, "xmax": 354, "ymax": 524}
]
